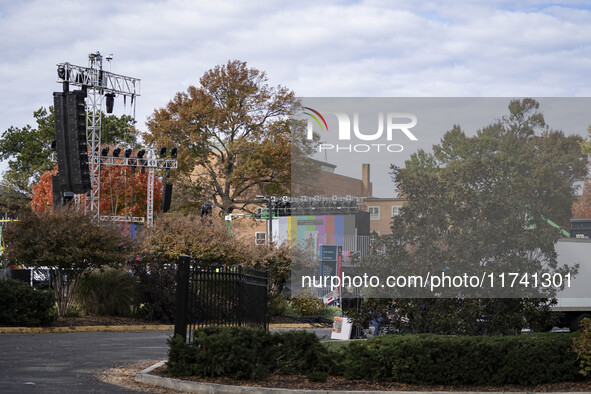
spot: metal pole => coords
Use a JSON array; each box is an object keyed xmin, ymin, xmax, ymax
[
  {"xmin": 268, "ymin": 199, "xmax": 272, "ymax": 245},
  {"xmin": 174, "ymin": 255, "xmax": 191, "ymax": 342}
]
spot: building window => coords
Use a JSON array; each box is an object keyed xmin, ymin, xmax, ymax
[
  {"xmin": 255, "ymin": 232, "xmax": 266, "ymax": 245},
  {"xmin": 392, "ymin": 206, "xmax": 401, "ymax": 217},
  {"xmin": 368, "ymin": 206, "xmax": 380, "ymax": 220}
]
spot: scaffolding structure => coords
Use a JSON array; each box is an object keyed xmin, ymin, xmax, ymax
[{"xmin": 56, "ymin": 52, "xmax": 176, "ymax": 226}]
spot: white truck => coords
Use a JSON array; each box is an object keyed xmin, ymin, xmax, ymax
[{"xmin": 553, "ymin": 238, "xmax": 591, "ymax": 331}]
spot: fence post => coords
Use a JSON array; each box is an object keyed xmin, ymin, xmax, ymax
[
  {"xmin": 174, "ymin": 254, "xmax": 191, "ymax": 342},
  {"xmin": 264, "ymin": 269, "xmax": 269, "ymax": 330}
]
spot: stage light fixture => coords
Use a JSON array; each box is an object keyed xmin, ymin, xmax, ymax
[
  {"xmin": 170, "ymin": 147, "xmax": 178, "ymax": 158},
  {"xmin": 124, "ymin": 148, "xmax": 132, "ymax": 158},
  {"xmin": 113, "ymin": 148, "xmax": 121, "ymax": 157},
  {"xmin": 159, "ymin": 146, "xmax": 166, "ymax": 158},
  {"xmin": 137, "ymin": 149, "xmax": 146, "ymax": 173},
  {"xmin": 101, "ymin": 147, "xmax": 110, "ymax": 156}
]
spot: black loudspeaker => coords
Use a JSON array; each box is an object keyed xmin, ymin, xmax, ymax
[
  {"xmin": 53, "ymin": 90, "xmax": 90, "ymax": 195},
  {"xmin": 105, "ymin": 93, "xmax": 115, "ymax": 113},
  {"xmin": 161, "ymin": 183, "xmax": 173, "ymax": 212}
]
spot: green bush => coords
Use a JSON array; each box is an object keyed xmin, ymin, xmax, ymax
[
  {"xmin": 269, "ymin": 293, "xmax": 289, "ymax": 316},
  {"xmin": 166, "ymin": 327, "xmax": 333, "ymax": 381},
  {"xmin": 132, "ymin": 262, "xmax": 177, "ymax": 323},
  {"xmin": 338, "ymin": 333, "xmax": 579, "ymax": 386},
  {"xmin": 290, "ymin": 296, "xmax": 325, "ymax": 316},
  {"xmin": 274, "ymin": 330, "xmax": 333, "ymax": 381},
  {"xmin": 0, "ymin": 279, "xmax": 56, "ymax": 326},
  {"xmin": 321, "ymin": 306, "xmax": 342, "ymax": 320},
  {"xmin": 75, "ymin": 268, "xmax": 135, "ymax": 316},
  {"xmin": 166, "ymin": 327, "xmax": 580, "ymax": 387},
  {"xmin": 572, "ymin": 318, "xmax": 591, "ymax": 376}
]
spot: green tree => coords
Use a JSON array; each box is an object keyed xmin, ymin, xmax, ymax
[
  {"xmin": 144, "ymin": 60, "xmax": 303, "ymax": 215},
  {"xmin": 0, "ymin": 106, "xmax": 140, "ymax": 210},
  {"xmin": 3, "ymin": 208, "xmax": 134, "ymax": 317},
  {"xmin": 0, "ymin": 108, "xmax": 55, "ymax": 209},
  {"xmin": 364, "ymin": 98, "xmax": 587, "ymax": 334},
  {"xmin": 579, "ymin": 125, "xmax": 591, "ymax": 156}
]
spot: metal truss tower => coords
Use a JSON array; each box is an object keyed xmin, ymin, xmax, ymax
[
  {"xmin": 57, "ymin": 52, "xmax": 140, "ymax": 219},
  {"xmin": 56, "ymin": 52, "xmax": 177, "ymax": 226}
]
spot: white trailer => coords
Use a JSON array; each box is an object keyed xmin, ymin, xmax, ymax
[{"xmin": 553, "ymin": 238, "xmax": 591, "ymax": 331}]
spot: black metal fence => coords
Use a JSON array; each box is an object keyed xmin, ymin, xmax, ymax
[{"xmin": 174, "ymin": 255, "xmax": 269, "ymax": 342}]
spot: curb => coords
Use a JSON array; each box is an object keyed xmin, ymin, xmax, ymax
[
  {"xmin": 0, "ymin": 325, "xmax": 174, "ymax": 334},
  {"xmin": 0, "ymin": 323, "xmax": 319, "ymax": 334},
  {"xmin": 269, "ymin": 323, "xmax": 319, "ymax": 329},
  {"xmin": 137, "ymin": 361, "xmax": 562, "ymax": 394}
]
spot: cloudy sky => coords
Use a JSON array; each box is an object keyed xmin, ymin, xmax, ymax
[{"xmin": 1, "ymin": 0, "xmax": 591, "ymax": 195}]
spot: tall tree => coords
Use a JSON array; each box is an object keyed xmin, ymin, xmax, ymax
[
  {"xmin": 0, "ymin": 108, "xmax": 55, "ymax": 209},
  {"xmin": 361, "ymin": 98, "xmax": 587, "ymax": 334},
  {"xmin": 0, "ymin": 106, "xmax": 140, "ymax": 210},
  {"xmin": 144, "ymin": 60, "xmax": 301, "ymax": 215}
]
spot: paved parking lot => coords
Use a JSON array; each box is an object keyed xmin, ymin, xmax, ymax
[
  {"xmin": 0, "ymin": 330, "xmax": 172, "ymax": 393},
  {"xmin": 0, "ymin": 328, "xmax": 333, "ymax": 393}
]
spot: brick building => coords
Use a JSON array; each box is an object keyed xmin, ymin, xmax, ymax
[{"xmin": 311, "ymin": 161, "xmax": 405, "ymax": 235}]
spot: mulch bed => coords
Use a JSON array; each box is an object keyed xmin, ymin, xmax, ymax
[
  {"xmin": 53, "ymin": 315, "xmax": 320, "ymax": 327},
  {"xmin": 270, "ymin": 315, "xmax": 333, "ymax": 326},
  {"xmin": 52, "ymin": 315, "xmax": 169, "ymax": 327},
  {"xmin": 1, "ymin": 315, "xmax": 323, "ymax": 328},
  {"xmin": 152, "ymin": 366, "xmax": 591, "ymax": 392}
]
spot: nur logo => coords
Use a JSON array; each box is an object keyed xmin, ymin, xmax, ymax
[
  {"xmin": 303, "ymin": 107, "xmax": 329, "ymax": 132},
  {"xmin": 303, "ymin": 106, "xmax": 418, "ymax": 153}
]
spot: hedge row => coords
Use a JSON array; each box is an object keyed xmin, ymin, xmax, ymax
[
  {"xmin": 339, "ymin": 333, "xmax": 579, "ymax": 386},
  {"xmin": 0, "ymin": 279, "xmax": 56, "ymax": 326},
  {"xmin": 167, "ymin": 327, "xmax": 581, "ymax": 386},
  {"xmin": 167, "ymin": 327, "xmax": 332, "ymax": 381}
]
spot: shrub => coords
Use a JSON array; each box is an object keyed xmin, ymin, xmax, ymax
[
  {"xmin": 321, "ymin": 306, "xmax": 342, "ymax": 320},
  {"xmin": 167, "ymin": 327, "xmax": 333, "ymax": 381},
  {"xmin": 274, "ymin": 330, "xmax": 333, "ymax": 382},
  {"xmin": 348, "ymin": 298, "xmax": 556, "ymax": 336},
  {"xmin": 75, "ymin": 268, "xmax": 136, "ymax": 316},
  {"xmin": 269, "ymin": 293, "xmax": 289, "ymax": 316},
  {"xmin": 167, "ymin": 327, "xmax": 579, "ymax": 386},
  {"xmin": 339, "ymin": 333, "xmax": 579, "ymax": 386},
  {"xmin": 0, "ymin": 279, "xmax": 56, "ymax": 326},
  {"xmin": 290, "ymin": 290, "xmax": 325, "ymax": 316},
  {"xmin": 132, "ymin": 261, "xmax": 177, "ymax": 323},
  {"xmin": 572, "ymin": 318, "xmax": 591, "ymax": 376}
]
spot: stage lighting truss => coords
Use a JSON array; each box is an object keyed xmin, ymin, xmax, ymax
[
  {"xmin": 95, "ymin": 155, "xmax": 178, "ymax": 170},
  {"xmin": 56, "ymin": 61, "xmax": 141, "ymax": 96},
  {"xmin": 56, "ymin": 52, "xmax": 147, "ymax": 224}
]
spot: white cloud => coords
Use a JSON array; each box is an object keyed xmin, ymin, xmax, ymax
[{"xmin": 1, "ymin": 0, "xmax": 590, "ymax": 182}]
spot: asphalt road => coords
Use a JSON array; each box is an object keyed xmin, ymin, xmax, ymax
[{"xmin": 0, "ymin": 328, "xmax": 333, "ymax": 393}]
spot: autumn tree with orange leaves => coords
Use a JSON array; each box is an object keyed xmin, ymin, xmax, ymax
[
  {"xmin": 30, "ymin": 167, "xmax": 58, "ymax": 213},
  {"xmin": 144, "ymin": 60, "xmax": 310, "ymax": 216},
  {"xmin": 31, "ymin": 163, "xmax": 163, "ymax": 217},
  {"xmin": 98, "ymin": 164, "xmax": 163, "ymax": 217}
]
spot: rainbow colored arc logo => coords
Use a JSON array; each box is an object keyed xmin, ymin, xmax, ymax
[{"xmin": 303, "ymin": 107, "xmax": 328, "ymax": 131}]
